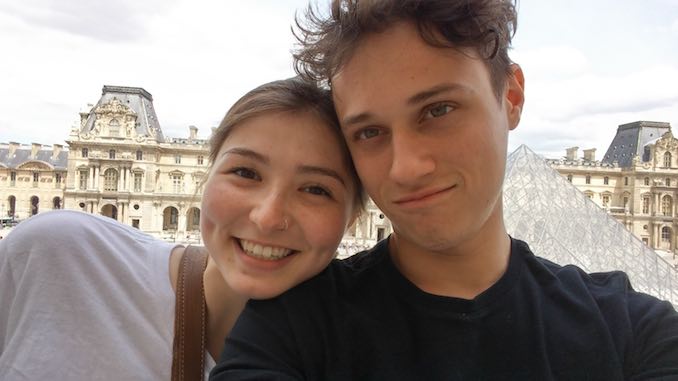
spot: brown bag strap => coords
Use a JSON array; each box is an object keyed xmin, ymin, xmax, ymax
[{"xmin": 172, "ymin": 245, "xmax": 209, "ymax": 381}]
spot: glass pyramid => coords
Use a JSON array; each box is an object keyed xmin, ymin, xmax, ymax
[{"xmin": 503, "ymin": 145, "xmax": 678, "ymax": 307}]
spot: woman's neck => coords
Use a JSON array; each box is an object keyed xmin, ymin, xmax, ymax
[{"xmin": 203, "ymin": 258, "xmax": 247, "ymax": 360}]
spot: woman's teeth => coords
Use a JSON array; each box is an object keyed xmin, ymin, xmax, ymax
[{"xmin": 240, "ymin": 239, "xmax": 293, "ymax": 260}]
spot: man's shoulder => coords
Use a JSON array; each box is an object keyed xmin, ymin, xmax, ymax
[{"xmin": 514, "ymin": 238, "xmax": 670, "ymax": 314}]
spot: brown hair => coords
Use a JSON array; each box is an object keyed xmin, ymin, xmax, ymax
[
  {"xmin": 293, "ymin": 0, "xmax": 518, "ymax": 98},
  {"xmin": 208, "ymin": 77, "xmax": 366, "ymax": 211}
]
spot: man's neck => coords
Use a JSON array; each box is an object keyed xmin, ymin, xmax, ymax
[{"xmin": 388, "ymin": 219, "xmax": 511, "ymax": 300}]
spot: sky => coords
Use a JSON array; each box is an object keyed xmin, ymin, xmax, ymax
[{"xmin": 0, "ymin": 0, "xmax": 677, "ymax": 160}]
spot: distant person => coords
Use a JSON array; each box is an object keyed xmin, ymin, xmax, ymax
[
  {"xmin": 0, "ymin": 77, "xmax": 364, "ymax": 380},
  {"xmin": 211, "ymin": 0, "xmax": 678, "ymax": 379}
]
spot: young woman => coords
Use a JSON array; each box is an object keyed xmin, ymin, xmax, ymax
[{"xmin": 0, "ymin": 77, "xmax": 365, "ymax": 380}]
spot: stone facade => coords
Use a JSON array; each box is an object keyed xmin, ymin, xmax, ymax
[
  {"xmin": 549, "ymin": 121, "xmax": 678, "ymax": 259},
  {"xmin": 0, "ymin": 85, "xmax": 393, "ymax": 250},
  {"xmin": 0, "ymin": 142, "xmax": 68, "ymax": 220}
]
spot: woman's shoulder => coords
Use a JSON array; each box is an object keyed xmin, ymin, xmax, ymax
[{"xmin": 1, "ymin": 210, "xmax": 177, "ymax": 283}]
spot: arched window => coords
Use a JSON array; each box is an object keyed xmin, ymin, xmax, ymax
[
  {"xmin": 7, "ymin": 196, "xmax": 16, "ymax": 217},
  {"xmin": 163, "ymin": 207, "xmax": 179, "ymax": 231},
  {"xmin": 186, "ymin": 207, "xmax": 200, "ymax": 231},
  {"xmin": 30, "ymin": 196, "xmax": 39, "ymax": 216},
  {"xmin": 662, "ymin": 226, "xmax": 672, "ymax": 242},
  {"xmin": 109, "ymin": 119, "xmax": 120, "ymax": 136},
  {"xmin": 104, "ymin": 168, "xmax": 118, "ymax": 191},
  {"xmin": 665, "ymin": 152, "xmax": 672, "ymax": 168},
  {"xmin": 662, "ymin": 195, "xmax": 673, "ymax": 216}
]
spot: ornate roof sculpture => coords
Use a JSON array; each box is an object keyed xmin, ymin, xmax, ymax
[
  {"xmin": 504, "ymin": 144, "xmax": 678, "ymax": 307},
  {"xmin": 77, "ymin": 85, "xmax": 164, "ymax": 142}
]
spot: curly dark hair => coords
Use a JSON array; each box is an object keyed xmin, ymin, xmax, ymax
[{"xmin": 293, "ymin": 0, "xmax": 518, "ymax": 98}]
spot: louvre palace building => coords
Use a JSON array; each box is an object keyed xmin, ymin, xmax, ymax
[
  {"xmin": 548, "ymin": 121, "xmax": 678, "ymax": 257},
  {"xmin": 0, "ymin": 85, "xmax": 392, "ymax": 255}
]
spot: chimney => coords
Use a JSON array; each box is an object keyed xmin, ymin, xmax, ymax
[
  {"xmin": 583, "ymin": 148, "xmax": 596, "ymax": 162},
  {"xmin": 53, "ymin": 144, "xmax": 63, "ymax": 160},
  {"xmin": 8, "ymin": 142, "xmax": 19, "ymax": 157},
  {"xmin": 189, "ymin": 125, "xmax": 198, "ymax": 140},
  {"xmin": 31, "ymin": 143, "xmax": 42, "ymax": 159},
  {"xmin": 565, "ymin": 146, "xmax": 579, "ymax": 160}
]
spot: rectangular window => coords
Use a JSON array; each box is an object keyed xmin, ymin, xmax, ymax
[
  {"xmin": 585, "ymin": 175, "xmax": 591, "ymax": 185},
  {"xmin": 136, "ymin": 150, "xmax": 143, "ymax": 161},
  {"xmin": 134, "ymin": 173, "xmax": 143, "ymax": 192},
  {"xmin": 623, "ymin": 197, "xmax": 629, "ymax": 207},
  {"xmin": 172, "ymin": 175, "xmax": 184, "ymax": 194},
  {"xmin": 175, "ymin": 155, "xmax": 182, "ymax": 164},
  {"xmin": 602, "ymin": 195, "xmax": 610, "ymax": 207},
  {"xmin": 624, "ymin": 177, "xmax": 628, "ymax": 186},
  {"xmin": 10, "ymin": 171, "xmax": 16, "ymax": 187},
  {"xmin": 197, "ymin": 155, "xmax": 204, "ymax": 165},
  {"xmin": 642, "ymin": 197, "xmax": 650, "ymax": 214},
  {"xmin": 132, "ymin": 219, "xmax": 140, "ymax": 229},
  {"xmin": 109, "ymin": 150, "xmax": 116, "ymax": 159},
  {"xmin": 32, "ymin": 172, "xmax": 39, "ymax": 187},
  {"xmin": 79, "ymin": 169, "xmax": 89, "ymax": 190},
  {"xmin": 55, "ymin": 173, "xmax": 62, "ymax": 188},
  {"xmin": 82, "ymin": 148, "xmax": 88, "ymax": 158}
]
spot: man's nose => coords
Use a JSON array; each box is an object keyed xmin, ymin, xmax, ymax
[{"xmin": 389, "ymin": 130, "xmax": 436, "ymax": 185}]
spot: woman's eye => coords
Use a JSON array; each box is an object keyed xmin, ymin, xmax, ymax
[
  {"xmin": 232, "ymin": 167, "xmax": 260, "ymax": 180},
  {"xmin": 424, "ymin": 104, "xmax": 454, "ymax": 119},
  {"xmin": 303, "ymin": 185, "xmax": 332, "ymax": 198},
  {"xmin": 355, "ymin": 128, "xmax": 381, "ymax": 141}
]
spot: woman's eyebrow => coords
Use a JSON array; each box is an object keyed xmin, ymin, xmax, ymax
[
  {"xmin": 297, "ymin": 165, "xmax": 346, "ymax": 186},
  {"xmin": 219, "ymin": 147, "xmax": 269, "ymax": 164}
]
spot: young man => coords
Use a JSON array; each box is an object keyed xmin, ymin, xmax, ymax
[{"xmin": 211, "ymin": 1, "xmax": 678, "ymax": 379}]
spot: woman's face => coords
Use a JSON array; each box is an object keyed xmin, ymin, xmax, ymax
[{"xmin": 201, "ymin": 111, "xmax": 357, "ymax": 299}]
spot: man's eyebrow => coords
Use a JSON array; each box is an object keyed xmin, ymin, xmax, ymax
[
  {"xmin": 219, "ymin": 147, "xmax": 269, "ymax": 164},
  {"xmin": 298, "ymin": 165, "xmax": 346, "ymax": 186},
  {"xmin": 341, "ymin": 112, "xmax": 374, "ymax": 129},
  {"xmin": 407, "ymin": 83, "xmax": 470, "ymax": 106},
  {"xmin": 341, "ymin": 83, "xmax": 470, "ymax": 128}
]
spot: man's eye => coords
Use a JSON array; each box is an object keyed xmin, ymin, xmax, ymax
[
  {"xmin": 303, "ymin": 185, "xmax": 332, "ymax": 198},
  {"xmin": 232, "ymin": 167, "xmax": 260, "ymax": 180},
  {"xmin": 355, "ymin": 128, "xmax": 380, "ymax": 140},
  {"xmin": 424, "ymin": 104, "xmax": 454, "ymax": 119}
]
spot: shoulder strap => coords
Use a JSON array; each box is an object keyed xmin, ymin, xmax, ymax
[{"xmin": 172, "ymin": 245, "xmax": 209, "ymax": 381}]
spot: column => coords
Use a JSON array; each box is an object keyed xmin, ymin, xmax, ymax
[{"xmin": 90, "ymin": 166, "xmax": 95, "ymax": 189}]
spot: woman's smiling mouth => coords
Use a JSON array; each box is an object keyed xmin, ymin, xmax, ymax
[{"xmin": 238, "ymin": 239, "xmax": 295, "ymax": 261}]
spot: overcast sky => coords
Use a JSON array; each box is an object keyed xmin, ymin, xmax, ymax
[{"xmin": 1, "ymin": 0, "xmax": 677, "ymax": 159}]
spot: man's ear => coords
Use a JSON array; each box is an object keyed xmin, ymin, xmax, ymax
[{"xmin": 505, "ymin": 64, "xmax": 525, "ymax": 131}]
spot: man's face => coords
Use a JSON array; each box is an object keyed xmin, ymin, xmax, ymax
[{"xmin": 331, "ymin": 22, "xmax": 524, "ymax": 253}]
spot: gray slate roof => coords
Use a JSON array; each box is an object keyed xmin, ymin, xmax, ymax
[
  {"xmin": 81, "ymin": 85, "xmax": 165, "ymax": 142},
  {"xmin": 602, "ymin": 121, "xmax": 671, "ymax": 167},
  {"xmin": 0, "ymin": 145, "xmax": 68, "ymax": 170}
]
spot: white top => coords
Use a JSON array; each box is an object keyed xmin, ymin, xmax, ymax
[{"xmin": 0, "ymin": 210, "xmax": 215, "ymax": 380}]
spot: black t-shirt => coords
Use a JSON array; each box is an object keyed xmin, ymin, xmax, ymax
[{"xmin": 210, "ymin": 238, "xmax": 678, "ymax": 380}]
